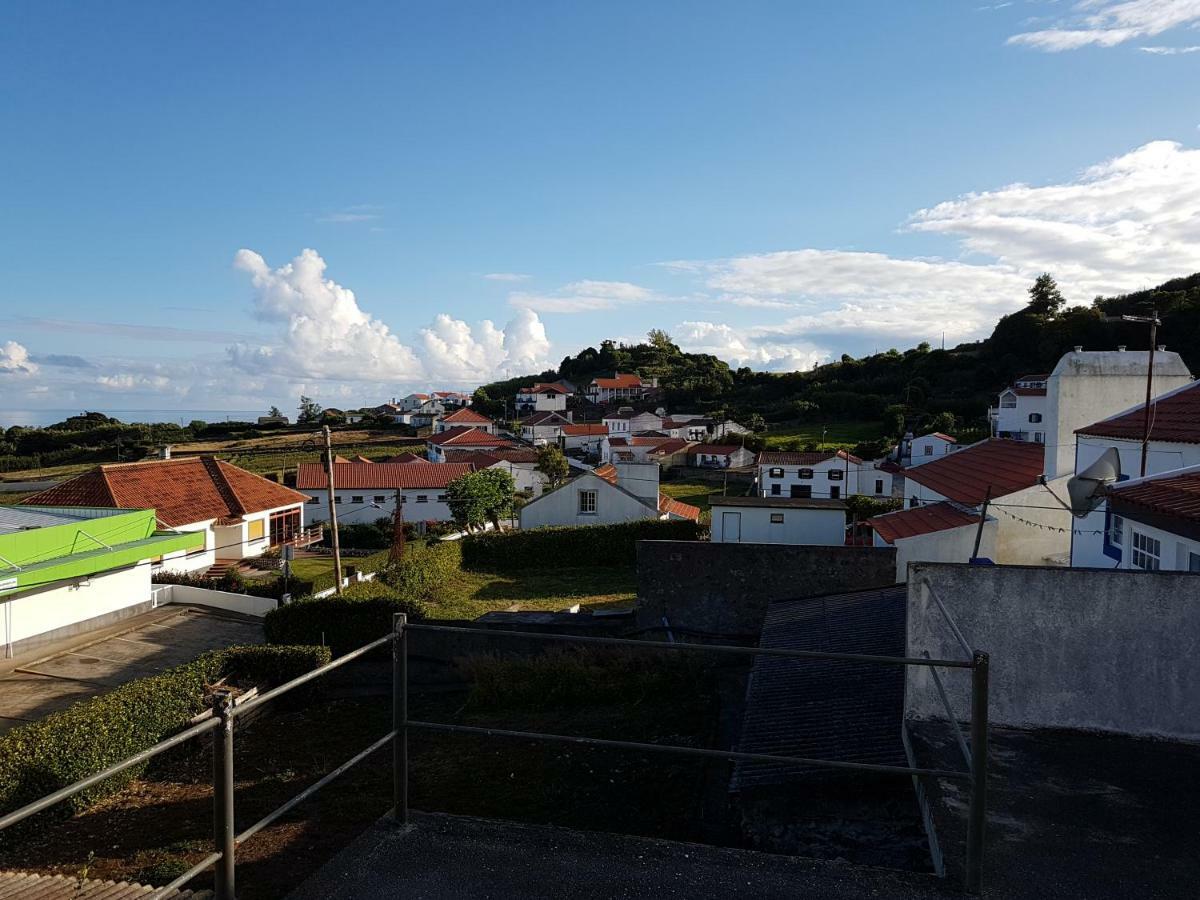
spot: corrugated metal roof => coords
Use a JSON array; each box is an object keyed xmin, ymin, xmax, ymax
[
  {"xmin": 867, "ymin": 501, "xmax": 980, "ymax": 544},
  {"xmin": 731, "ymin": 585, "xmax": 907, "ymax": 791},
  {"xmin": 901, "ymin": 438, "xmax": 1044, "ymax": 505},
  {"xmin": 296, "ymin": 462, "xmax": 473, "ymax": 490}
]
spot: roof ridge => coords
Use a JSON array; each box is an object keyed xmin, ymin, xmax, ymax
[{"xmin": 204, "ymin": 457, "xmax": 247, "ymax": 517}]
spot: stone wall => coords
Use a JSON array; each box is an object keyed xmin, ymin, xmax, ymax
[
  {"xmin": 635, "ymin": 540, "xmax": 897, "ymax": 637},
  {"xmin": 906, "ymin": 562, "xmax": 1200, "ymax": 741}
]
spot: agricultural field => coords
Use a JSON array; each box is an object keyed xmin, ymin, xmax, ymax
[{"xmin": 760, "ymin": 420, "xmax": 882, "ymax": 450}]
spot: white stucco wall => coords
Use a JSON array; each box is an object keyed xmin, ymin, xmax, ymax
[
  {"xmin": 907, "ymin": 435, "xmax": 955, "ymax": 467},
  {"xmin": 303, "ymin": 489, "xmax": 454, "ymax": 524},
  {"xmin": 2, "ymin": 562, "xmax": 152, "ymax": 653},
  {"xmin": 155, "ymin": 520, "xmax": 217, "ymax": 575},
  {"xmin": 759, "ymin": 457, "xmax": 861, "ymax": 499},
  {"xmin": 519, "ymin": 474, "xmax": 655, "ymax": 529},
  {"xmin": 710, "ymin": 504, "xmax": 845, "ymax": 546},
  {"xmin": 995, "ymin": 392, "xmax": 1048, "ymax": 441},
  {"xmin": 152, "ymin": 583, "xmax": 278, "ymax": 617},
  {"xmin": 879, "ymin": 520, "xmax": 997, "ymax": 582}
]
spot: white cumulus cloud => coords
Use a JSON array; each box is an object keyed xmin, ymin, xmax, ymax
[
  {"xmin": 674, "ymin": 322, "xmax": 827, "ymax": 372},
  {"xmin": 509, "ymin": 280, "xmax": 661, "ymax": 314},
  {"xmin": 0, "ymin": 341, "xmax": 38, "ymax": 376},
  {"xmin": 1008, "ymin": 0, "xmax": 1200, "ymax": 51}
]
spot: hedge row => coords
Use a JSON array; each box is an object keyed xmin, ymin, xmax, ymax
[
  {"xmin": 384, "ymin": 541, "xmax": 461, "ymax": 602},
  {"xmin": 0, "ymin": 644, "xmax": 330, "ymax": 824},
  {"xmin": 309, "ymin": 548, "xmax": 393, "ymax": 595},
  {"xmin": 264, "ymin": 595, "xmax": 426, "ymax": 656},
  {"xmin": 460, "ymin": 519, "xmax": 702, "ymax": 571}
]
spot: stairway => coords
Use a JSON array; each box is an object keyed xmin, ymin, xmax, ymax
[
  {"xmin": 0, "ymin": 871, "xmax": 211, "ymax": 898},
  {"xmin": 203, "ymin": 560, "xmax": 241, "ymax": 579}
]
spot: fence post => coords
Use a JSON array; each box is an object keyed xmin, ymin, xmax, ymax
[
  {"xmin": 212, "ymin": 690, "xmax": 237, "ymax": 900},
  {"xmin": 392, "ymin": 613, "xmax": 408, "ymax": 826},
  {"xmin": 965, "ymin": 651, "xmax": 989, "ymax": 894}
]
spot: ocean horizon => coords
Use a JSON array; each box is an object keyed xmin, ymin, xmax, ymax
[{"xmin": 0, "ymin": 409, "xmax": 268, "ymax": 429}]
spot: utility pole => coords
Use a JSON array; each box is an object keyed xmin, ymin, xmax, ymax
[
  {"xmin": 1109, "ymin": 309, "xmax": 1161, "ymax": 477},
  {"xmin": 971, "ymin": 486, "xmax": 992, "ymax": 561},
  {"xmin": 322, "ymin": 425, "xmax": 344, "ymax": 595},
  {"xmin": 389, "ymin": 487, "xmax": 406, "ymax": 563}
]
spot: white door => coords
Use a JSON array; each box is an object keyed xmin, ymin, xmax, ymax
[{"xmin": 722, "ymin": 511, "xmax": 742, "ymax": 543}]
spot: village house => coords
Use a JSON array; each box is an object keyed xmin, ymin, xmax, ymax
[
  {"xmin": 426, "ymin": 427, "xmax": 518, "ymax": 462},
  {"xmin": 559, "ymin": 422, "xmax": 608, "ymax": 456},
  {"xmin": 709, "ymin": 495, "xmax": 848, "ymax": 546},
  {"xmin": 990, "ymin": 374, "xmax": 1049, "ymax": 441},
  {"xmin": 660, "ymin": 416, "xmax": 714, "ymax": 441},
  {"xmin": 1097, "ymin": 466, "xmax": 1200, "ymax": 572},
  {"xmin": 688, "ymin": 444, "xmax": 754, "ymax": 469},
  {"xmin": 395, "ymin": 393, "xmax": 431, "ymax": 412},
  {"xmin": 866, "ymin": 500, "xmax": 996, "ymax": 582},
  {"xmin": 519, "ymin": 462, "xmax": 699, "ymax": 530},
  {"xmin": 646, "ymin": 438, "xmax": 694, "ymax": 470},
  {"xmin": 1070, "ymin": 378, "xmax": 1200, "ymax": 567},
  {"xmin": 519, "ymin": 410, "xmax": 574, "ymax": 444},
  {"xmin": 21, "ymin": 457, "xmax": 312, "ymax": 575},
  {"xmin": 296, "ymin": 461, "xmax": 474, "ymax": 525},
  {"xmin": 0, "ymin": 505, "xmax": 206, "ymax": 657},
  {"xmin": 435, "ymin": 407, "xmax": 497, "ymax": 434},
  {"xmin": 907, "ymin": 432, "xmax": 957, "ymax": 466},
  {"xmin": 431, "ymin": 390, "xmax": 472, "ymax": 408},
  {"xmin": 600, "ymin": 434, "xmax": 680, "ymax": 464},
  {"xmin": 585, "ymin": 372, "xmax": 655, "ymax": 404},
  {"xmin": 514, "ymin": 381, "xmax": 574, "ymax": 414},
  {"xmin": 602, "ymin": 408, "xmax": 663, "ymax": 435},
  {"xmin": 444, "ymin": 447, "xmax": 548, "ymax": 497},
  {"xmin": 756, "ymin": 450, "xmax": 867, "ymax": 500}
]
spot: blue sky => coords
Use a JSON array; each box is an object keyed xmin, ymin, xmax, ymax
[{"xmin": 2, "ymin": 1, "xmax": 1199, "ymax": 413}]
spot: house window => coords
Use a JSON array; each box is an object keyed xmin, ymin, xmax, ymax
[
  {"xmin": 247, "ymin": 518, "xmax": 266, "ymax": 541},
  {"xmin": 769, "ymin": 513, "xmax": 785, "ymax": 524},
  {"xmin": 790, "ymin": 485, "xmax": 812, "ymax": 499},
  {"xmin": 374, "ymin": 495, "xmax": 387, "ymax": 503},
  {"xmin": 1108, "ymin": 514, "xmax": 1124, "ymax": 547},
  {"xmin": 1034, "ymin": 432, "xmax": 1045, "ymax": 443},
  {"xmin": 308, "ymin": 496, "xmax": 321, "ymax": 505},
  {"xmin": 797, "ymin": 468, "xmax": 813, "ymax": 480},
  {"xmin": 1000, "ymin": 394, "xmax": 1017, "ymax": 408},
  {"xmin": 334, "ymin": 496, "xmax": 343, "ymax": 504},
  {"xmin": 1190, "ymin": 552, "xmax": 1200, "ymax": 573},
  {"xmin": 770, "ymin": 484, "xmax": 781, "ymax": 496},
  {"xmin": 924, "ymin": 445, "xmax": 934, "ymax": 456},
  {"xmin": 828, "ymin": 469, "xmax": 843, "ymax": 480},
  {"xmin": 416, "ymin": 495, "xmax": 428, "ymax": 503},
  {"xmin": 437, "ymin": 494, "xmax": 448, "ymax": 502},
  {"xmin": 351, "ymin": 495, "xmax": 364, "ymax": 504},
  {"xmin": 269, "ymin": 508, "xmax": 300, "ymax": 546},
  {"xmin": 579, "ymin": 490, "xmax": 598, "ymax": 514},
  {"xmin": 769, "ymin": 467, "xmax": 784, "ymax": 478},
  {"xmin": 829, "ymin": 486, "xmax": 841, "ymax": 499},
  {"xmin": 1131, "ymin": 530, "xmax": 1160, "ymax": 571},
  {"xmin": 875, "ymin": 479, "xmax": 884, "ymax": 495},
  {"xmin": 1028, "ymin": 413, "xmax": 1043, "ymax": 423}
]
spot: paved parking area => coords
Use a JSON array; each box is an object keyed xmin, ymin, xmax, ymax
[{"xmin": 0, "ymin": 607, "xmax": 262, "ymax": 734}]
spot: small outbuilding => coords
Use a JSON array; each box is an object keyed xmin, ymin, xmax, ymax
[{"xmin": 709, "ymin": 495, "xmax": 847, "ymax": 546}]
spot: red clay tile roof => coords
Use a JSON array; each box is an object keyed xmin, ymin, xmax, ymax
[
  {"xmin": 1106, "ymin": 467, "xmax": 1200, "ymax": 523},
  {"xmin": 1013, "ymin": 386, "xmax": 1047, "ymax": 397},
  {"xmin": 444, "ymin": 447, "xmax": 539, "ymax": 465},
  {"xmin": 520, "ymin": 411, "xmax": 571, "ymax": 426},
  {"xmin": 426, "ymin": 427, "xmax": 516, "ymax": 448},
  {"xmin": 352, "ymin": 455, "xmax": 375, "ymax": 464},
  {"xmin": 756, "ymin": 450, "xmax": 862, "ymax": 466},
  {"xmin": 384, "ymin": 452, "xmax": 430, "ymax": 464},
  {"xmin": 441, "ymin": 407, "xmax": 493, "ymax": 425},
  {"xmin": 296, "ymin": 462, "xmax": 473, "ymax": 490},
  {"xmin": 610, "ymin": 436, "xmax": 675, "ymax": 448},
  {"xmin": 1075, "ymin": 380, "xmax": 1200, "ymax": 444},
  {"xmin": 902, "ymin": 438, "xmax": 1044, "ymax": 504},
  {"xmin": 866, "ymin": 501, "xmax": 981, "ymax": 545},
  {"xmin": 921, "ymin": 432, "xmax": 956, "ymax": 443},
  {"xmin": 519, "ymin": 382, "xmax": 570, "ymax": 394},
  {"xmin": 592, "ymin": 463, "xmax": 618, "ymax": 483},
  {"xmin": 591, "ymin": 373, "xmax": 642, "ymax": 389},
  {"xmin": 659, "ymin": 493, "xmax": 701, "ymax": 521},
  {"xmin": 648, "ymin": 438, "xmax": 691, "ymax": 456},
  {"xmin": 20, "ymin": 457, "xmax": 307, "ymax": 527},
  {"xmin": 561, "ymin": 423, "xmax": 607, "ymax": 436}
]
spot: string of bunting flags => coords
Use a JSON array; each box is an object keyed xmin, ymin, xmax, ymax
[{"xmin": 993, "ymin": 505, "xmax": 1104, "ymax": 535}]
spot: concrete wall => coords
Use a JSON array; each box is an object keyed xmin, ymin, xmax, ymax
[
  {"xmin": 710, "ymin": 504, "xmax": 846, "ymax": 546},
  {"xmin": 520, "ymin": 473, "xmax": 654, "ymax": 530},
  {"xmin": 908, "ymin": 435, "xmax": 955, "ymax": 467},
  {"xmin": 906, "ymin": 562, "xmax": 1200, "ymax": 741},
  {"xmin": 758, "ymin": 457, "xmax": 859, "ymax": 499},
  {"xmin": 991, "ymin": 477, "xmax": 1072, "ymax": 565},
  {"xmin": 156, "ymin": 521, "xmax": 216, "ymax": 575},
  {"xmin": 881, "ymin": 519, "xmax": 997, "ymax": 582},
  {"xmin": 635, "ymin": 540, "xmax": 897, "ymax": 637},
  {"xmin": 153, "ymin": 583, "xmax": 278, "ymax": 617}
]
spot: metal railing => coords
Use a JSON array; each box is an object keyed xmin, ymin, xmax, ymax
[{"xmin": 0, "ymin": 616, "xmax": 991, "ymax": 897}]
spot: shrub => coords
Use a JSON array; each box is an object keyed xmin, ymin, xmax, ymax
[
  {"xmin": 0, "ymin": 644, "xmax": 328, "ymax": 824},
  {"xmin": 264, "ymin": 595, "xmax": 426, "ymax": 656},
  {"xmin": 461, "ymin": 519, "xmax": 701, "ymax": 571},
  {"xmin": 380, "ymin": 541, "xmax": 461, "ymax": 602}
]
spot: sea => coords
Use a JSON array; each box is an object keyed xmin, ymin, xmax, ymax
[{"xmin": 0, "ymin": 409, "xmax": 266, "ymax": 429}]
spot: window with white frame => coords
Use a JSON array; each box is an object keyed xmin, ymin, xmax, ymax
[
  {"xmin": 768, "ymin": 467, "xmax": 784, "ymax": 478},
  {"xmin": 923, "ymin": 445, "xmax": 933, "ymax": 456},
  {"xmin": 1028, "ymin": 413, "xmax": 1043, "ymax": 423},
  {"xmin": 1131, "ymin": 530, "xmax": 1160, "ymax": 570},
  {"xmin": 769, "ymin": 513, "xmax": 785, "ymax": 524},
  {"xmin": 797, "ymin": 468, "xmax": 813, "ymax": 480},
  {"xmin": 1108, "ymin": 514, "xmax": 1124, "ymax": 547},
  {"xmin": 374, "ymin": 495, "xmax": 387, "ymax": 503},
  {"xmin": 828, "ymin": 469, "xmax": 843, "ymax": 480},
  {"xmin": 579, "ymin": 489, "xmax": 597, "ymax": 514},
  {"xmin": 1000, "ymin": 393, "xmax": 1017, "ymax": 408}
]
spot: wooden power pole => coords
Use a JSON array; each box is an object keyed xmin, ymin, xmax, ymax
[{"xmin": 322, "ymin": 425, "xmax": 344, "ymax": 595}]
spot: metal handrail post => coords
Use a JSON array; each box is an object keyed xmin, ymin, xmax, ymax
[
  {"xmin": 392, "ymin": 613, "xmax": 408, "ymax": 826},
  {"xmin": 212, "ymin": 691, "xmax": 237, "ymax": 900},
  {"xmin": 965, "ymin": 651, "xmax": 989, "ymax": 894}
]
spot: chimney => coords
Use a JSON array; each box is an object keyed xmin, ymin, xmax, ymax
[
  {"xmin": 159, "ymin": 445, "xmax": 172, "ymax": 460},
  {"xmin": 615, "ymin": 462, "xmax": 659, "ymax": 504},
  {"xmin": 1157, "ymin": 345, "xmax": 1166, "ymax": 352},
  {"xmin": 566, "ymin": 411, "xmax": 573, "ymax": 423},
  {"xmin": 1117, "ymin": 345, "xmax": 1126, "ymax": 352},
  {"xmin": 1074, "ymin": 345, "xmax": 1083, "ymax": 353}
]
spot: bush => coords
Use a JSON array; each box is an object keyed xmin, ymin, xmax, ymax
[
  {"xmin": 461, "ymin": 519, "xmax": 701, "ymax": 571},
  {"xmin": 264, "ymin": 595, "xmax": 426, "ymax": 656},
  {"xmin": 309, "ymin": 548, "xmax": 393, "ymax": 595},
  {"xmin": 0, "ymin": 644, "xmax": 329, "ymax": 823},
  {"xmin": 381, "ymin": 541, "xmax": 461, "ymax": 602}
]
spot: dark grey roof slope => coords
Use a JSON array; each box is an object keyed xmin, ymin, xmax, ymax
[{"xmin": 731, "ymin": 585, "xmax": 907, "ymax": 791}]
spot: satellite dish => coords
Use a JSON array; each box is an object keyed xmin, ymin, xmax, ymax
[{"xmin": 1066, "ymin": 447, "xmax": 1122, "ymax": 516}]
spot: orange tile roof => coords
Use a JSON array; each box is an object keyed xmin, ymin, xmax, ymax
[
  {"xmin": 20, "ymin": 457, "xmax": 307, "ymax": 527},
  {"xmin": 901, "ymin": 439, "xmax": 1044, "ymax": 505},
  {"xmin": 592, "ymin": 463, "xmax": 618, "ymax": 483},
  {"xmin": 591, "ymin": 373, "xmax": 642, "ymax": 389},
  {"xmin": 1076, "ymin": 380, "xmax": 1200, "ymax": 444},
  {"xmin": 866, "ymin": 501, "xmax": 981, "ymax": 545},
  {"xmin": 1106, "ymin": 466, "xmax": 1200, "ymax": 524},
  {"xmin": 658, "ymin": 493, "xmax": 701, "ymax": 521},
  {"xmin": 444, "ymin": 447, "xmax": 539, "ymax": 465},
  {"xmin": 441, "ymin": 407, "xmax": 494, "ymax": 425},
  {"xmin": 426, "ymin": 426, "xmax": 516, "ymax": 448},
  {"xmin": 756, "ymin": 450, "xmax": 862, "ymax": 466},
  {"xmin": 561, "ymin": 423, "xmax": 608, "ymax": 436},
  {"xmin": 648, "ymin": 438, "xmax": 691, "ymax": 456},
  {"xmin": 688, "ymin": 444, "xmax": 742, "ymax": 456},
  {"xmin": 384, "ymin": 452, "xmax": 430, "ymax": 464},
  {"xmin": 296, "ymin": 462, "xmax": 473, "ymax": 490}
]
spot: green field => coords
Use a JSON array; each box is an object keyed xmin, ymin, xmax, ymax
[
  {"xmin": 658, "ymin": 480, "xmax": 736, "ymax": 511},
  {"xmin": 761, "ymin": 420, "xmax": 881, "ymax": 450}
]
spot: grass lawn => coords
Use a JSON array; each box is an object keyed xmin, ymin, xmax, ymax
[
  {"xmin": 428, "ymin": 565, "xmax": 637, "ymax": 619},
  {"xmin": 285, "ymin": 556, "xmax": 338, "ymax": 581},
  {"xmin": 658, "ymin": 480, "xmax": 724, "ymax": 511},
  {"xmin": 761, "ymin": 420, "xmax": 882, "ymax": 450},
  {"xmin": 0, "ymin": 491, "xmax": 34, "ymax": 505}
]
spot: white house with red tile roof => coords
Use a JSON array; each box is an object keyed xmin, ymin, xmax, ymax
[
  {"xmin": 866, "ymin": 500, "xmax": 996, "ymax": 582},
  {"xmin": 444, "ymin": 447, "xmax": 548, "ymax": 497},
  {"xmin": 602, "ymin": 409, "xmax": 662, "ymax": 436},
  {"xmin": 991, "ymin": 374, "xmax": 1050, "ymax": 442},
  {"xmin": 688, "ymin": 444, "xmax": 754, "ymax": 469},
  {"xmin": 435, "ymin": 407, "xmax": 497, "ymax": 434},
  {"xmin": 425, "ymin": 427, "xmax": 517, "ymax": 462},
  {"xmin": 907, "ymin": 432, "xmax": 957, "ymax": 467},
  {"xmin": 559, "ymin": 422, "xmax": 608, "ymax": 456},
  {"xmin": 586, "ymin": 372, "xmax": 654, "ymax": 403},
  {"xmin": 431, "ymin": 390, "xmax": 472, "ymax": 408},
  {"xmin": 519, "ymin": 461, "xmax": 699, "ymax": 530},
  {"xmin": 756, "ymin": 450, "xmax": 876, "ymax": 500},
  {"xmin": 515, "ymin": 381, "xmax": 573, "ymax": 413},
  {"xmin": 1070, "ymin": 379, "xmax": 1200, "ymax": 569},
  {"xmin": 296, "ymin": 462, "xmax": 474, "ymax": 524},
  {"xmin": 600, "ymin": 434, "xmax": 680, "ymax": 464},
  {"xmin": 519, "ymin": 410, "xmax": 574, "ymax": 444},
  {"xmin": 20, "ymin": 457, "xmax": 310, "ymax": 574},
  {"xmin": 1096, "ymin": 465, "xmax": 1200, "ymax": 572}
]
